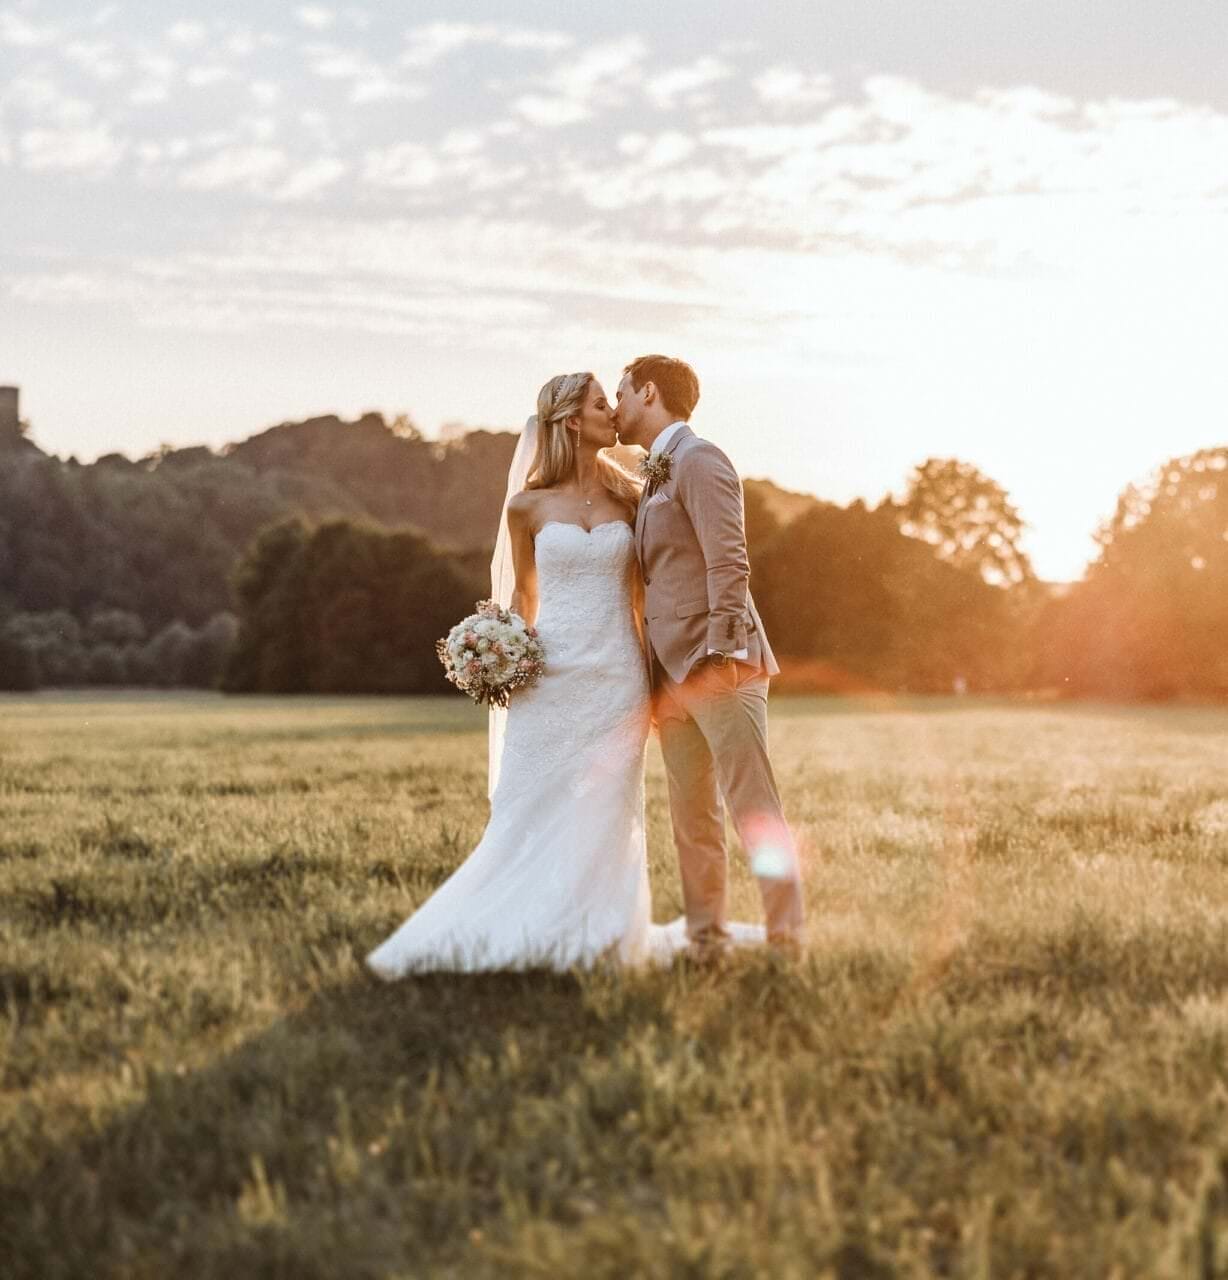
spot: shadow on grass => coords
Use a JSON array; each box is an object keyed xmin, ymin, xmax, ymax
[{"xmin": 1, "ymin": 961, "xmax": 687, "ymax": 1280}]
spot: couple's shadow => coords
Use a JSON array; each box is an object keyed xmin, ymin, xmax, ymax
[{"xmin": 6, "ymin": 961, "xmax": 676, "ymax": 1279}]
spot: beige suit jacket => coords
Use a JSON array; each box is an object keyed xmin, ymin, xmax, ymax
[{"xmin": 635, "ymin": 425, "xmax": 779, "ymax": 686}]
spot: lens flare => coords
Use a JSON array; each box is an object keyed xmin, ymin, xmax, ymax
[{"xmin": 750, "ymin": 841, "xmax": 793, "ymax": 879}]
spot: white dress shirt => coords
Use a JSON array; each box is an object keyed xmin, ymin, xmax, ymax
[
  {"xmin": 649, "ymin": 420, "xmax": 688, "ymax": 457},
  {"xmin": 649, "ymin": 421, "xmax": 747, "ymax": 661}
]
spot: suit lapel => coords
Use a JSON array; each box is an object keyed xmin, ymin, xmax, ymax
[
  {"xmin": 635, "ymin": 425, "xmax": 693, "ymax": 562},
  {"xmin": 663, "ymin": 424, "xmax": 693, "ymax": 462},
  {"xmin": 634, "ymin": 451, "xmax": 654, "ymax": 558}
]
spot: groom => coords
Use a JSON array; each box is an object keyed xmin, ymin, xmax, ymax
[{"xmin": 613, "ymin": 354, "xmax": 806, "ymax": 957}]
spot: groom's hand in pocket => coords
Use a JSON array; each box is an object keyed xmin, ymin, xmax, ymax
[{"xmin": 692, "ymin": 653, "xmax": 738, "ymax": 701}]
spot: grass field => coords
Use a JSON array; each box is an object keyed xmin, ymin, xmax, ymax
[{"xmin": 4, "ymin": 692, "xmax": 1228, "ymax": 1278}]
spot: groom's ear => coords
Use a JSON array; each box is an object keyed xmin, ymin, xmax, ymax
[{"xmin": 641, "ymin": 379, "xmax": 657, "ymax": 407}]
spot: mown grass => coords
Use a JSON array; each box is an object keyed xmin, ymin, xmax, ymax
[{"xmin": 3, "ymin": 691, "xmax": 1228, "ymax": 1278}]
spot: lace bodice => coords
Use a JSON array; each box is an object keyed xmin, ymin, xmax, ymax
[
  {"xmin": 503, "ymin": 519, "xmax": 647, "ymax": 779},
  {"xmin": 533, "ymin": 519, "xmax": 637, "ymax": 636}
]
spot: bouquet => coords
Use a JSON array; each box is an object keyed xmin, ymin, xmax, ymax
[{"xmin": 436, "ymin": 599, "xmax": 546, "ymax": 708}]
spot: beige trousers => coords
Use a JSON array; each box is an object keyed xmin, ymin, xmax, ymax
[{"xmin": 654, "ymin": 658, "xmax": 806, "ymax": 945}]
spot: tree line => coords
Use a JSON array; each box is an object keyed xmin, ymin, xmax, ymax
[{"xmin": 1, "ymin": 411, "xmax": 1224, "ymax": 699}]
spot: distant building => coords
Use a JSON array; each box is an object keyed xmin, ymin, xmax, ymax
[{"xmin": 0, "ymin": 386, "xmax": 18, "ymax": 437}]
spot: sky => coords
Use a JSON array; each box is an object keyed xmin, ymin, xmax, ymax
[{"xmin": 2, "ymin": 0, "xmax": 1226, "ymax": 581}]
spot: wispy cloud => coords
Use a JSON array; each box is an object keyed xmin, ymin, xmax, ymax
[
  {"xmin": 179, "ymin": 144, "xmax": 287, "ymax": 191},
  {"xmin": 512, "ymin": 34, "xmax": 644, "ymax": 127},
  {"xmin": 301, "ymin": 41, "xmax": 424, "ymax": 102},
  {"xmin": 20, "ymin": 122, "xmax": 126, "ymax": 173},
  {"xmin": 63, "ymin": 39, "xmax": 123, "ymax": 82},
  {"xmin": 753, "ymin": 66, "xmax": 833, "ymax": 108},
  {"xmin": 646, "ymin": 56, "xmax": 731, "ymax": 109},
  {"xmin": 273, "ymin": 155, "xmax": 347, "ymax": 200},
  {"xmin": 0, "ymin": 9, "xmax": 58, "ymax": 47},
  {"xmin": 4, "ymin": 10, "xmax": 1226, "ymax": 275},
  {"xmin": 399, "ymin": 21, "xmax": 571, "ymax": 69}
]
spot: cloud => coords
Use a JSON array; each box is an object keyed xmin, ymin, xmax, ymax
[
  {"xmin": 358, "ymin": 133, "xmax": 528, "ymax": 193},
  {"xmin": 179, "ymin": 145, "xmax": 287, "ymax": 191},
  {"xmin": 300, "ymin": 42, "xmax": 424, "ymax": 101},
  {"xmin": 63, "ymin": 40, "xmax": 124, "ymax": 82},
  {"xmin": 541, "ymin": 35, "xmax": 643, "ymax": 103},
  {"xmin": 274, "ymin": 155, "xmax": 347, "ymax": 200},
  {"xmin": 646, "ymin": 57, "xmax": 731, "ymax": 109},
  {"xmin": 619, "ymin": 131, "xmax": 698, "ymax": 167},
  {"xmin": 3, "ymin": 7, "xmax": 1225, "ymax": 338},
  {"xmin": 7, "ymin": 246, "xmax": 557, "ymax": 338},
  {"xmin": 399, "ymin": 21, "xmax": 571, "ymax": 69},
  {"xmin": 513, "ymin": 35, "xmax": 645, "ymax": 127},
  {"xmin": 671, "ymin": 75, "xmax": 1228, "ymax": 271},
  {"xmin": 439, "ymin": 129, "xmax": 485, "ymax": 156},
  {"xmin": 976, "ymin": 86, "xmax": 1075, "ymax": 118},
  {"xmin": 5, "ymin": 73, "xmax": 96, "ymax": 127},
  {"xmin": 752, "ymin": 66, "xmax": 833, "ymax": 108},
  {"xmin": 0, "ymin": 10, "xmax": 57, "ymax": 47},
  {"xmin": 20, "ymin": 123, "xmax": 126, "ymax": 174},
  {"xmin": 513, "ymin": 95, "xmax": 588, "ymax": 128}
]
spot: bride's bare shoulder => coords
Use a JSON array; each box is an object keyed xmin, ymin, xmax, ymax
[{"xmin": 507, "ymin": 489, "xmax": 545, "ymax": 526}]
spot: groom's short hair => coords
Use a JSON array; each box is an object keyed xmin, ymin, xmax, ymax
[{"xmin": 624, "ymin": 355, "xmax": 700, "ymax": 420}]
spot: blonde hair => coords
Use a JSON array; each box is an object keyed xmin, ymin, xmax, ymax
[{"xmin": 526, "ymin": 372, "xmax": 642, "ymax": 510}]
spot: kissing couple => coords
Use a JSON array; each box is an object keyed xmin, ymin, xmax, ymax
[{"xmin": 366, "ymin": 354, "xmax": 806, "ymax": 976}]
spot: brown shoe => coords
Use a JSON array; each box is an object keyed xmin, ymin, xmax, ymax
[{"xmin": 767, "ymin": 936, "xmax": 803, "ymax": 963}]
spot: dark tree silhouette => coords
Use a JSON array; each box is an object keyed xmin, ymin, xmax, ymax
[
  {"xmin": 4, "ymin": 401, "xmax": 1221, "ymax": 700},
  {"xmin": 1037, "ymin": 448, "xmax": 1228, "ymax": 699},
  {"xmin": 900, "ymin": 457, "xmax": 1034, "ymax": 587},
  {"xmin": 223, "ymin": 518, "xmax": 484, "ymax": 694}
]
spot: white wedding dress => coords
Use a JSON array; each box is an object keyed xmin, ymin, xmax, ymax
[{"xmin": 364, "ymin": 520, "xmax": 762, "ymax": 978}]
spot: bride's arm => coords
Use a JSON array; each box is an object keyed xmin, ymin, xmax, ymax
[{"xmin": 506, "ymin": 495, "xmax": 539, "ymax": 626}]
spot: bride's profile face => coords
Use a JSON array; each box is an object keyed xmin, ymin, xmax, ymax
[{"xmin": 568, "ymin": 379, "xmax": 617, "ymax": 450}]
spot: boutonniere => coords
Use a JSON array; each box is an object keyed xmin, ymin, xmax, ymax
[{"xmin": 638, "ymin": 452, "xmax": 673, "ymax": 493}]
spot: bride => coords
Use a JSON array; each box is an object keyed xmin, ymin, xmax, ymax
[{"xmin": 364, "ymin": 372, "xmax": 761, "ymax": 978}]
